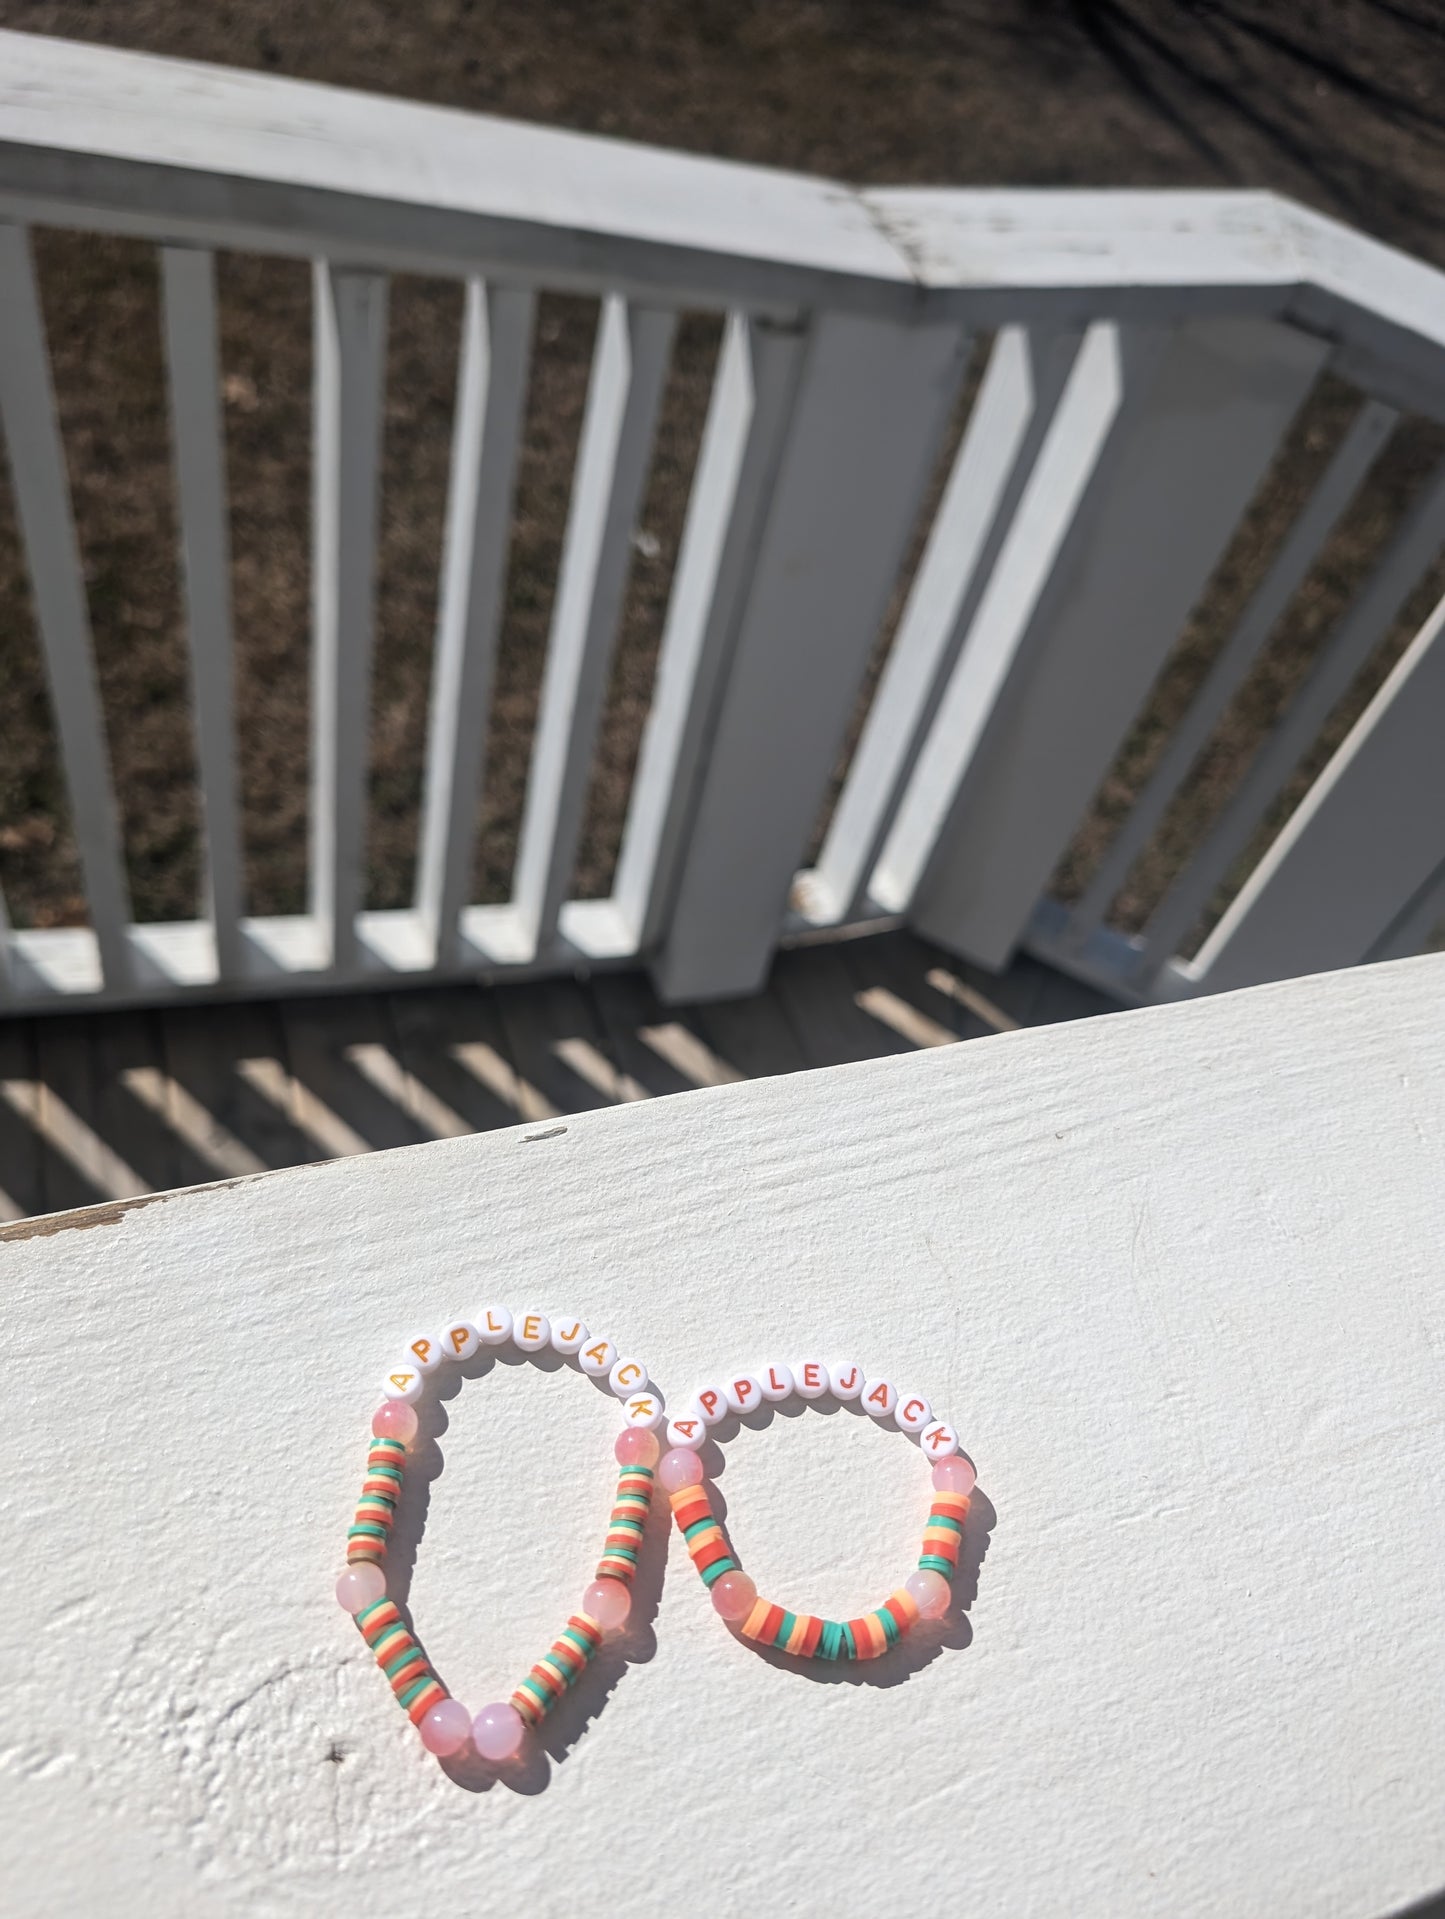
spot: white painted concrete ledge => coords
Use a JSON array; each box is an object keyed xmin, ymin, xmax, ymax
[{"xmin": 2, "ymin": 956, "xmax": 1443, "ymax": 1917}]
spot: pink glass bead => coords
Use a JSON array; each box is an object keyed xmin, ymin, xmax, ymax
[
  {"xmin": 711, "ymin": 1571, "xmax": 757, "ymax": 1622},
  {"xmin": 372, "ymin": 1399, "xmax": 419, "ymax": 1445},
  {"xmin": 418, "ymin": 1697, "xmax": 472, "ymax": 1756},
  {"xmin": 932, "ymin": 1455, "xmax": 976, "ymax": 1496},
  {"xmin": 658, "ymin": 1448, "xmax": 705, "ymax": 1493},
  {"xmin": 334, "ymin": 1562, "xmax": 386, "ymax": 1613},
  {"xmin": 614, "ymin": 1427, "xmax": 661, "ymax": 1469},
  {"xmin": 472, "ymin": 1702, "xmax": 526, "ymax": 1763},
  {"xmin": 905, "ymin": 1568, "xmax": 951, "ymax": 1620},
  {"xmin": 583, "ymin": 1578, "xmax": 632, "ymax": 1632}
]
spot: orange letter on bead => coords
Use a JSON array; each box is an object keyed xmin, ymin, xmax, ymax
[
  {"xmin": 448, "ymin": 1327, "xmax": 470, "ymax": 1354},
  {"xmin": 627, "ymin": 1396, "xmax": 656, "ymax": 1421},
  {"xmin": 583, "ymin": 1341, "xmax": 612, "ymax": 1369},
  {"xmin": 388, "ymin": 1371, "xmax": 417, "ymax": 1393},
  {"xmin": 485, "ymin": 1311, "xmax": 507, "ymax": 1335},
  {"xmin": 557, "ymin": 1321, "xmax": 581, "ymax": 1343},
  {"xmin": 409, "ymin": 1337, "xmax": 434, "ymax": 1365},
  {"xmin": 521, "ymin": 1315, "xmax": 541, "ymax": 1343},
  {"xmin": 616, "ymin": 1362, "xmax": 642, "ymax": 1388}
]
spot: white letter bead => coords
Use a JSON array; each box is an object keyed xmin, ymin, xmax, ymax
[
  {"xmin": 513, "ymin": 1312, "xmax": 551, "ymax": 1353},
  {"xmin": 622, "ymin": 1390, "xmax": 665, "ymax": 1431},
  {"xmin": 578, "ymin": 1337, "xmax": 618, "ymax": 1377},
  {"xmin": 608, "ymin": 1357, "xmax": 648, "ymax": 1398},
  {"xmin": 693, "ymin": 1385, "xmax": 728, "ymax": 1427},
  {"xmin": 862, "ymin": 1377, "xmax": 898, "ymax": 1419},
  {"xmin": 792, "ymin": 1360, "xmax": 828, "ymax": 1400},
  {"xmin": 476, "ymin": 1306, "xmax": 513, "ymax": 1346},
  {"xmin": 724, "ymin": 1373, "xmax": 764, "ymax": 1415},
  {"xmin": 441, "ymin": 1321, "xmax": 481, "ymax": 1363},
  {"xmin": 759, "ymin": 1363, "xmax": 794, "ymax": 1402},
  {"xmin": 381, "ymin": 1367, "xmax": 425, "ymax": 1404},
  {"xmin": 828, "ymin": 1360, "xmax": 864, "ymax": 1400},
  {"xmin": 895, "ymin": 1393, "xmax": 932, "ymax": 1435},
  {"xmin": 920, "ymin": 1418, "xmax": 960, "ymax": 1459},
  {"xmin": 549, "ymin": 1317, "xmax": 588, "ymax": 1356},
  {"xmin": 405, "ymin": 1332, "xmax": 446, "ymax": 1374},
  {"xmin": 665, "ymin": 1409, "xmax": 709, "ymax": 1449}
]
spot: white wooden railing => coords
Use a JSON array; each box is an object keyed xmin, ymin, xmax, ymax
[{"xmin": 2, "ymin": 31, "xmax": 1445, "ymax": 1012}]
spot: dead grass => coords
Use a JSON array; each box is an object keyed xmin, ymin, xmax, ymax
[{"xmin": 0, "ymin": 0, "xmax": 1442, "ymax": 941}]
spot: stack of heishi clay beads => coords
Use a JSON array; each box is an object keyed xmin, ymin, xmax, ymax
[
  {"xmin": 335, "ymin": 1310, "xmax": 665, "ymax": 1762},
  {"xmin": 659, "ymin": 1359, "xmax": 976, "ymax": 1659}
]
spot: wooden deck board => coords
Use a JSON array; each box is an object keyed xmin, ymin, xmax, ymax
[{"xmin": 0, "ymin": 932, "xmax": 1119, "ymax": 1218}]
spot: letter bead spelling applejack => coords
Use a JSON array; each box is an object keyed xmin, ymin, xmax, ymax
[
  {"xmin": 664, "ymin": 1355, "xmax": 977, "ymax": 1664},
  {"xmin": 341, "ymin": 1311, "xmax": 668, "ymax": 1762}
]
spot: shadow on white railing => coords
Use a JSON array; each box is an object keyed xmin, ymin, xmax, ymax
[{"xmin": 1, "ymin": 30, "xmax": 1444, "ymax": 1011}]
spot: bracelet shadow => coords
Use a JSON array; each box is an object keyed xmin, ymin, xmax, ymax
[
  {"xmin": 701, "ymin": 1393, "xmax": 993, "ymax": 1689},
  {"xmin": 379, "ymin": 1346, "xmax": 666, "ymax": 1796}
]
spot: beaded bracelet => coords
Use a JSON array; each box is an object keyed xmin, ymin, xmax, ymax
[
  {"xmin": 335, "ymin": 1310, "xmax": 666, "ymax": 1762},
  {"xmin": 658, "ymin": 1360, "xmax": 976, "ymax": 1657}
]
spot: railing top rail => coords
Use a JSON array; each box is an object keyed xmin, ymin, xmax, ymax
[
  {"xmin": 2, "ymin": 27, "xmax": 1445, "ymax": 391},
  {"xmin": 0, "ymin": 29, "xmax": 908, "ymax": 312}
]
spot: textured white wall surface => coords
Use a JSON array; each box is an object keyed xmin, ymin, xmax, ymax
[{"xmin": 3, "ymin": 957, "xmax": 1444, "ymax": 1918}]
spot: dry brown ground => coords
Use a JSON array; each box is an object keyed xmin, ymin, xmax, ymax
[{"xmin": 0, "ymin": 1, "xmax": 1442, "ymax": 956}]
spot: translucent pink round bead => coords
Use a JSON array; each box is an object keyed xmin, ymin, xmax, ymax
[
  {"xmin": 658, "ymin": 1447, "xmax": 705, "ymax": 1494},
  {"xmin": 711, "ymin": 1571, "xmax": 757, "ymax": 1622},
  {"xmin": 905, "ymin": 1568, "xmax": 951, "ymax": 1620},
  {"xmin": 932, "ymin": 1455, "xmax": 976, "ymax": 1496},
  {"xmin": 472, "ymin": 1702, "xmax": 526, "ymax": 1763},
  {"xmin": 372, "ymin": 1400, "xmax": 419, "ymax": 1445},
  {"xmin": 583, "ymin": 1578, "xmax": 632, "ymax": 1632},
  {"xmin": 418, "ymin": 1697, "xmax": 472, "ymax": 1756},
  {"xmin": 614, "ymin": 1427, "xmax": 661, "ymax": 1469},
  {"xmin": 334, "ymin": 1562, "xmax": 386, "ymax": 1613}
]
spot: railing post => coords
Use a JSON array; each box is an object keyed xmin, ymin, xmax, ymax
[
  {"xmin": 310, "ymin": 263, "xmax": 388, "ymax": 975},
  {"xmin": 608, "ymin": 312, "xmax": 808, "ymax": 954},
  {"xmin": 900, "ymin": 316, "xmax": 1328, "ymax": 971},
  {"xmin": 649, "ymin": 308, "xmax": 970, "ymax": 1004}
]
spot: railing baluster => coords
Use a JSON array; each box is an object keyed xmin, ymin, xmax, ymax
[
  {"xmin": 507, "ymin": 295, "xmax": 675, "ymax": 963},
  {"xmin": 415, "ymin": 279, "xmax": 534, "ymax": 966},
  {"xmin": 650, "ymin": 308, "xmax": 971, "ymax": 1003},
  {"xmin": 871, "ymin": 322, "xmax": 1130, "ymax": 920},
  {"xmin": 161, "ymin": 245, "xmax": 245, "ymax": 980},
  {"xmin": 806, "ymin": 325, "xmax": 1081, "ymax": 926},
  {"xmin": 310, "ymin": 263, "xmax": 388, "ymax": 975},
  {"xmin": 608, "ymin": 312, "xmax": 808, "ymax": 952},
  {"xmin": 1188, "ymin": 587, "xmax": 1445, "ymax": 990},
  {"xmin": 0, "ymin": 224, "xmax": 134, "ymax": 990},
  {"xmin": 1065, "ymin": 395, "xmax": 1397, "ymax": 952},
  {"xmin": 899, "ymin": 317, "xmax": 1328, "ymax": 972},
  {"xmin": 1137, "ymin": 450, "xmax": 1445, "ymax": 983}
]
